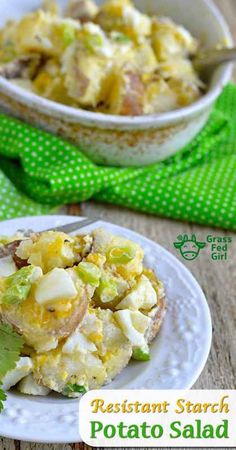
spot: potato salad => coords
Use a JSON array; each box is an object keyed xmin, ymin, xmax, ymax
[
  {"xmin": 0, "ymin": 0, "xmax": 203, "ymax": 115},
  {"xmin": 0, "ymin": 228, "xmax": 166, "ymax": 398}
]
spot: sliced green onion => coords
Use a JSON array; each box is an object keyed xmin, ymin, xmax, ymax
[
  {"xmin": 61, "ymin": 24, "xmax": 76, "ymax": 46},
  {"xmin": 1, "ymin": 266, "xmax": 35, "ymax": 305},
  {"xmin": 107, "ymin": 246, "xmax": 135, "ymax": 264},
  {"xmin": 76, "ymin": 262, "xmax": 101, "ymax": 287},
  {"xmin": 96, "ymin": 276, "xmax": 118, "ymax": 303},
  {"xmin": 112, "ymin": 32, "xmax": 131, "ymax": 43},
  {"xmin": 84, "ymin": 34, "xmax": 103, "ymax": 52},
  {"xmin": 132, "ymin": 346, "xmax": 150, "ymax": 362}
]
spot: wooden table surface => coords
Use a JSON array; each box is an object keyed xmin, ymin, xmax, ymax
[{"xmin": 1, "ymin": 1, "xmax": 236, "ymax": 449}]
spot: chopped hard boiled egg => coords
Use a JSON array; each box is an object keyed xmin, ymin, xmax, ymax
[
  {"xmin": 0, "ymin": 256, "xmax": 17, "ymax": 277},
  {"xmin": 29, "ymin": 266, "xmax": 43, "ymax": 283},
  {"xmin": 62, "ymin": 329, "xmax": 97, "ymax": 354},
  {"xmin": 80, "ymin": 310, "xmax": 103, "ymax": 342},
  {"xmin": 35, "ymin": 268, "xmax": 77, "ymax": 305},
  {"xmin": 2, "ymin": 357, "xmax": 33, "ymax": 390},
  {"xmin": 114, "ymin": 309, "xmax": 151, "ymax": 347},
  {"xmin": 18, "ymin": 373, "xmax": 51, "ymax": 396},
  {"xmin": 116, "ymin": 274, "xmax": 157, "ymax": 310}
]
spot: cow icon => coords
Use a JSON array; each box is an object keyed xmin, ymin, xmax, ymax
[{"xmin": 174, "ymin": 234, "xmax": 206, "ymax": 261}]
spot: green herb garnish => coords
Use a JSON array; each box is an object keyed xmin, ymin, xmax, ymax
[
  {"xmin": 0, "ymin": 323, "xmax": 24, "ymax": 413},
  {"xmin": 0, "ymin": 386, "xmax": 7, "ymax": 412},
  {"xmin": 63, "ymin": 383, "xmax": 87, "ymax": 397}
]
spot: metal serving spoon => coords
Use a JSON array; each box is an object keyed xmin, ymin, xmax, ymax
[
  {"xmin": 43, "ymin": 217, "xmax": 99, "ymax": 233},
  {"xmin": 193, "ymin": 47, "xmax": 236, "ymax": 75}
]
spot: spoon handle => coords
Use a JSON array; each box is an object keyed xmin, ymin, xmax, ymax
[{"xmin": 194, "ymin": 47, "xmax": 236, "ymax": 70}]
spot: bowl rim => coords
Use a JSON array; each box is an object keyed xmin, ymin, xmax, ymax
[{"xmin": 0, "ymin": 0, "xmax": 233, "ymax": 128}]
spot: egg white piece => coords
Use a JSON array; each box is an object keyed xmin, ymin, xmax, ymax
[
  {"xmin": 114, "ymin": 310, "xmax": 151, "ymax": 347},
  {"xmin": 2, "ymin": 357, "xmax": 33, "ymax": 391},
  {"xmin": 35, "ymin": 268, "xmax": 77, "ymax": 305},
  {"xmin": 18, "ymin": 373, "xmax": 51, "ymax": 396},
  {"xmin": 116, "ymin": 275, "xmax": 157, "ymax": 311},
  {"xmin": 29, "ymin": 266, "xmax": 43, "ymax": 283},
  {"xmin": 0, "ymin": 256, "xmax": 17, "ymax": 277},
  {"xmin": 62, "ymin": 329, "xmax": 97, "ymax": 354}
]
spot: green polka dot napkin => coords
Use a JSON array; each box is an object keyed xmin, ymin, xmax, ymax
[{"xmin": 0, "ymin": 83, "xmax": 236, "ymax": 230}]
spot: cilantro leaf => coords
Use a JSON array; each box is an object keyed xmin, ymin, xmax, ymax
[
  {"xmin": 0, "ymin": 386, "xmax": 7, "ymax": 412},
  {"xmin": 0, "ymin": 323, "xmax": 24, "ymax": 380},
  {"xmin": 63, "ymin": 383, "xmax": 87, "ymax": 396}
]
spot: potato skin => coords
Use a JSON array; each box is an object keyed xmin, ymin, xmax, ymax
[
  {"xmin": 107, "ymin": 70, "xmax": 145, "ymax": 116},
  {"xmin": 0, "ymin": 240, "xmax": 22, "ymax": 258},
  {"xmin": 64, "ymin": 42, "xmax": 112, "ymax": 107},
  {"xmin": 0, "ymin": 287, "xmax": 89, "ymax": 352},
  {"xmin": 146, "ymin": 296, "xmax": 167, "ymax": 343},
  {"xmin": 0, "ymin": 239, "xmax": 29, "ymax": 269}
]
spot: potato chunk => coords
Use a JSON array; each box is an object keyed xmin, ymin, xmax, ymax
[
  {"xmin": 63, "ymin": 25, "xmax": 113, "ymax": 107},
  {"xmin": 143, "ymin": 76, "xmax": 178, "ymax": 114},
  {"xmin": 0, "ymin": 20, "xmax": 18, "ymax": 63},
  {"xmin": 15, "ymin": 11, "xmax": 79, "ymax": 57},
  {"xmin": 15, "ymin": 232, "xmax": 80, "ymax": 273},
  {"xmin": 159, "ymin": 57, "xmax": 201, "ymax": 84},
  {"xmin": 152, "ymin": 17, "xmax": 198, "ymax": 61},
  {"xmin": 168, "ymin": 78, "xmax": 201, "ymax": 107},
  {"xmin": 106, "ymin": 68, "xmax": 145, "ymax": 115},
  {"xmin": 0, "ymin": 278, "xmax": 89, "ymax": 352},
  {"xmin": 33, "ymin": 345, "xmax": 106, "ymax": 394},
  {"xmin": 64, "ymin": 0, "xmax": 98, "ymax": 22},
  {"xmin": 32, "ymin": 306, "xmax": 133, "ymax": 394},
  {"xmin": 130, "ymin": 42, "xmax": 157, "ymax": 73},
  {"xmin": 96, "ymin": 0, "xmax": 151, "ymax": 41}
]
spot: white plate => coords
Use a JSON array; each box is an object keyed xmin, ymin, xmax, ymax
[{"xmin": 0, "ymin": 215, "xmax": 212, "ymax": 443}]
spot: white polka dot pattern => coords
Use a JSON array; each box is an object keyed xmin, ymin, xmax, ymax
[{"xmin": 0, "ymin": 84, "xmax": 235, "ymax": 229}]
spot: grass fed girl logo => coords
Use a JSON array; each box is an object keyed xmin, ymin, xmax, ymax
[
  {"xmin": 174, "ymin": 235, "xmax": 206, "ymax": 261},
  {"xmin": 174, "ymin": 234, "xmax": 232, "ymax": 261}
]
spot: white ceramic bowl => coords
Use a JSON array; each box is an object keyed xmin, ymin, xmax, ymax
[{"xmin": 0, "ymin": 0, "xmax": 233, "ymax": 166}]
